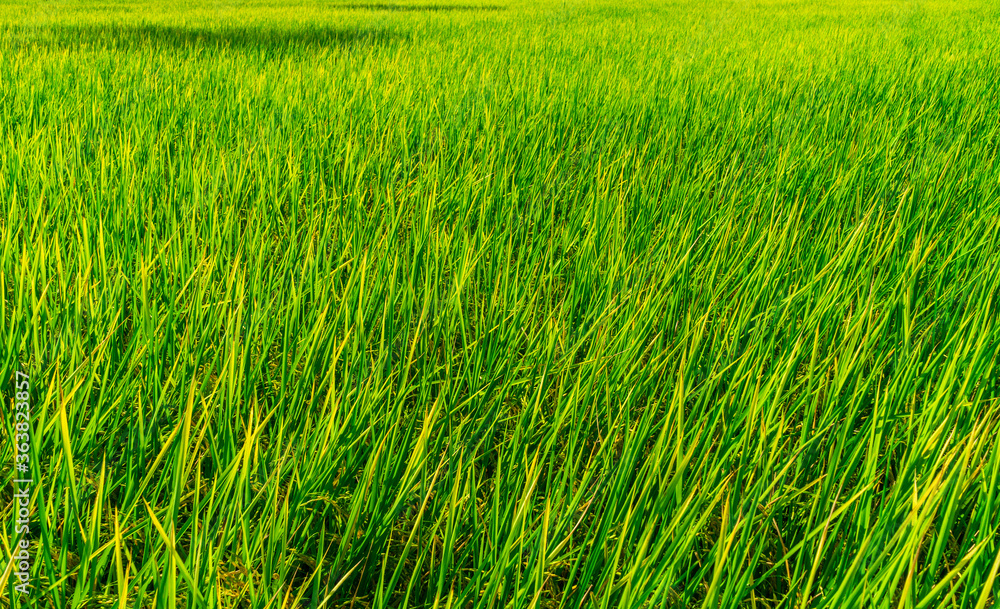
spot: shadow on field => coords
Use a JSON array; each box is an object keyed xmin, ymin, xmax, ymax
[
  {"xmin": 9, "ymin": 23, "xmax": 410, "ymax": 52},
  {"xmin": 337, "ymin": 3, "xmax": 505, "ymax": 10}
]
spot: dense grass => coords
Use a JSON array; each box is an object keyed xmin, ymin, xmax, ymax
[{"xmin": 2, "ymin": 0, "xmax": 1000, "ymax": 606}]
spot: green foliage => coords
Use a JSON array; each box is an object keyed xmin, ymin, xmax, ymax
[{"xmin": 1, "ymin": 0, "xmax": 1000, "ymax": 607}]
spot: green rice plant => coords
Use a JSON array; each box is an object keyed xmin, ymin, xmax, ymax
[{"xmin": 1, "ymin": 0, "xmax": 1000, "ymax": 607}]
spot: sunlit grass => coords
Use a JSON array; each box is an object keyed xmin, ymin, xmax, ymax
[{"xmin": 1, "ymin": 0, "xmax": 1000, "ymax": 607}]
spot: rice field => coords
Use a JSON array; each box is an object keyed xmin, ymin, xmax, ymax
[{"xmin": 2, "ymin": 0, "xmax": 1000, "ymax": 607}]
